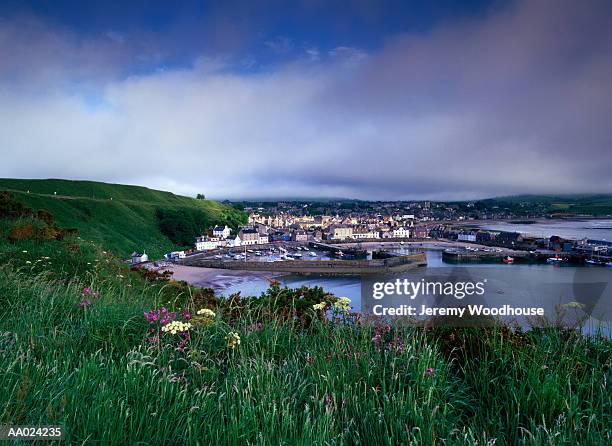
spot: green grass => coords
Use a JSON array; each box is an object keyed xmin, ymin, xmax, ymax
[
  {"xmin": 0, "ymin": 234, "xmax": 610, "ymax": 445},
  {"xmin": 480, "ymin": 194, "xmax": 612, "ymax": 216},
  {"xmin": 0, "ymin": 178, "xmax": 246, "ymax": 258}
]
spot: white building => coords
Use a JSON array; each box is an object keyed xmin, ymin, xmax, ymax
[
  {"xmin": 226, "ymin": 236, "xmax": 242, "ymax": 247},
  {"xmin": 352, "ymin": 228, "xmax": 380, "ymax": 239},
  {"xmin": 258, "ymin": 234, "xmax": 269, "ymax": 244},
  {"xmin": 327, "ymin": 225, "xmax": 353, "ymax": 240},
  {"xmin": 130, "ymin": 251, "xmax": 148, "ymax": 264},
  {"xmin": 392, "ymin": 227, "xmax": 411, "ymax": 238},
  {"xmin": 195, "ymin": 236, "xmax": 223, "ymax": 251},
  {"xmin": 212, "ymin": 225, "xmax": 232, "ymax": 239},
  {"xmin": 458, "ymin": 233, "xmax": 477, "ymax": 242}
]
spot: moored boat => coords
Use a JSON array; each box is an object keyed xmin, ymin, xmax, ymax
[{"xmin": 502, "ymin": 256, "xmax": 514, "ymax": 264}]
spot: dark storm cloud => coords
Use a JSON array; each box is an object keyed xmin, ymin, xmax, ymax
[{"xmin": 0, "ymin": 0, "xmax": 611, "ymax": 199}]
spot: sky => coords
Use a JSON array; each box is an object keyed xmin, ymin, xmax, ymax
[{"xmin": 1, "ymin": 0, "xmax": 611, "ymax": 200}]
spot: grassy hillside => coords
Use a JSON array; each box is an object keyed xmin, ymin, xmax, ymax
[
  {"xmin": 0, "ymin": 178, "xmax": 246, "ymax": 258},
  {"xmin": 479, "ymin": 194, "xmax": 612, "ymax": 216}
]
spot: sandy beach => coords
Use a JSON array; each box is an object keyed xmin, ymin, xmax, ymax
[{"xmin": 162, "ymin": 264, "xmax": 283, "ymax": 292}]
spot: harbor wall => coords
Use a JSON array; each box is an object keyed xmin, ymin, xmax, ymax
[{"xmin": 180, "ymin": 252, "xmax": 427, "ymax": 275}]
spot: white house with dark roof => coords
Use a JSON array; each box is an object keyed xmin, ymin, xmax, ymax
[
  {"xmin": 212, "ymin": 225, "xmax": 232, "ymax": 239},
  {"xmin": 130, "ymin": 251, "xmax": 149, "ymax": 264}
]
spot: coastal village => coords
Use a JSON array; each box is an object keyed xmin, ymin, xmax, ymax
[{"xmin": 142, "ymin": 204, "xmax": 612, "ymax": 267}]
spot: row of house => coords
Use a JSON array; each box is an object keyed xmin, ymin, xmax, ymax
[
  {"xmin": 248, "ymin": 212, "xmax": 416, "ymax": 232},
  {"xmin": 327, "ymin": 225, "xmax": 412, "ymax": 240},
  {"xmin": 194, "ymin": 220, "xmax": 418, "ymax": 252},
  {"xmin": 195, "ymin": 225, "xmax": 269, "ymax": 251}
]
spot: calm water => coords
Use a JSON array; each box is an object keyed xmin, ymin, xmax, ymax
[
  {"xmin": 221, "ymin": 249, "xmax": 609, "ymax": 307},
  {"xmin": 475, "ymin": 219, "xmax": 612, "ymax": 241}
]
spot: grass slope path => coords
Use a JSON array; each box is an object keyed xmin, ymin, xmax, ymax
[{"xmin": 0, "ymin": 178, "xmax": 246, "ymax": 258}]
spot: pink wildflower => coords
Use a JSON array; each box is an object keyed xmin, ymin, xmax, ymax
[{"xmin": 372, "ymin": 334, "xmax": 382, "ymax": 347}]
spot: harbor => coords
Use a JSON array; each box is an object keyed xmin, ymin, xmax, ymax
[{"xmin": 180, "ymin": 248, "xmax": 427, "ymax": 275}]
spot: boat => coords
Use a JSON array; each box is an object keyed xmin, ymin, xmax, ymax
[
  {"xmin": 309, "ymin": 251, "xmax": 317, "ymax": 257},
  {"xmin": 547, "ymin": 255, "xmax": 563, "ymax": 263},
  {"xmin": 607, "ymin": 262, "xmax": 612, "ymax": 267},
  {"xmin": 586, "ymin": 259, "xmax": 603, "ymax": 265},
  {"xmin": 502, "ymin": 256, "xmax": 514, "ymax": 264},
  {"xmin": 293, "ymin": 252, "xmax": 302, "ymax": 258}
]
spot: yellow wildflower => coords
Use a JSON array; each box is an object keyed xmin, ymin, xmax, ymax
[
  {"xmin": 196, "ymin": 308, "xmax": 216, "ymax": 318},
  {"xmin": 313, "ymin": 302, "xmax": 326, "ymax": 311},
  {"xmin": 333, "ymin": 297, "xmax": 351, "ymax": 311},
  {"xmin": 226, "ymin": 332, "xmax": 241, "ymax": 349},
  {"xmin": 161, "ymin": 321, "xmax": 192, "ymax": 335}
]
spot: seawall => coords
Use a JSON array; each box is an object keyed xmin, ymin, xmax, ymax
[{"xmin": 180, "ymin": 252, "xmax": 427, "ymax": 275}]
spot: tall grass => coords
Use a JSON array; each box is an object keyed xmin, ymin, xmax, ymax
[{"xmin": 0, "ymin": 239, "xmax": 610, "ymax": 445}]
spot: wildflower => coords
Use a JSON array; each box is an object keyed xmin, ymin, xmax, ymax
[
  {"xmin": 161, "ymin": 321, "xmax": 192, "ymax": 335},
  {"xmin": 246, "ymin": 322, "xmax": 263, "ymax": 333},
  {"xmin": 144, "ymin": 310, "xmax": 160, "ymax": 322},
  {"xmin": 159, "ymin": 311, "xmax": 177, "ymax": 326},
  {"xmin": 313, "ymin": 302, "xmax": 326, "ymax": 311},
  {"xmin": 324, "ymin": 394, "xmax": 334, "ymax": 410},
  {"xmin": 333, "ymin": 297, "xmax": 351, "ymax": 311},
  {"xmin": 78, "ymin": 299, "xmax": 92, "ymax": 307},
  {"xmin": 226, "ymin": 332, "xmax": 241, "ymax": 349},
  {"xmin": 425, "ymin": 367, "xmax": 434, "ymax": 376},
  {"xmin": 305, "ymin": 353, "xmax": 314, "ymax": 366},
  {"xmin": 182, "ymin": 309, "xmax": 191, "ymax": 320},
  {"xmin": 196, "ymin": 308, "xmax": 216, "ymax": 318},
  {"xmin": 372, "ymin": 334, "xmax": 382, "ymax": 347}
]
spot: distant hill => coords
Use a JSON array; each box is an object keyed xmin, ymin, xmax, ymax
[
  {"xmin": 0, "ymin": 178, "xmax": 247, "ymax": 258},
  {"xmin": 478, "ymin": 194, "xmax": 612, "ymax": 216}
]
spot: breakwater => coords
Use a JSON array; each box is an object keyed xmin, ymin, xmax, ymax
[{"xmin": 180, "ymin": 252, "xmax": 427, "ymax": 275}]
